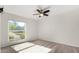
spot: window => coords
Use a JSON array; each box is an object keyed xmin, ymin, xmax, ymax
[{"xmin": 8, "ymin": 20, "xmax": 26, "ymax": 41}]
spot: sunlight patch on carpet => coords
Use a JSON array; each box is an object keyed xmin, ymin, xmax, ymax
[
  {"xmin": 19, "ymin": 45, "xmax": 51, "ymax": 53},
  {"xmin": 11, "ymin": 42, "xmax": 35, "ymax": 51}
]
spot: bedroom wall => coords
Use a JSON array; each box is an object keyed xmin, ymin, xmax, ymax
[
  {"xmin": 1, "ymin": 12, "xmax": 38, "ymax": 47},
  {"xmin": 38, "ymin": 8, "xmax": 79, "ymax": 47},
  {"xmin": 0, "ymin": 13, "xmax": 1, "ymax": 52}
]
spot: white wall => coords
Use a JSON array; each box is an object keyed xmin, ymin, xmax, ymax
[
  {"xmin": 0, "ymin": 13, "xmax": 1, "ymax": 52},
  {"xmin": 1, "ymin": 12, "xmax": 38, "ymax": 47},
  {"xmin": 38, "ymin": 8, "xmax": 79, "ymax": 47}
]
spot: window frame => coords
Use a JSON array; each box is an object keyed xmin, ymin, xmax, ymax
[{"xmin": 8, "ymin": 19, "xmax": 26, "ymax": 42}]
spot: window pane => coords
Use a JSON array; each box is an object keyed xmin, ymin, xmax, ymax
[
  {"xmin": 8, "ymin": 20, "xmax": 26, "ymax": 41},
  {"xmin": 8, "ymin": 20, "xmax": 25, "ymax": 30}
]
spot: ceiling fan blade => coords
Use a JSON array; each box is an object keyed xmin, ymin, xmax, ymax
[
  {"xmin": 43, "ymin": 13, "xmax": 48, "ymax": 16},
  {"xmin": 0, "ymin": 8, "xmax": 3, "ymax": 13},
  {"xmin": 44, "ymin": 10, "xmax": 50, "ymax": 13},
  {"xmin": 37, "ymin": 9, "xmax": 42, "ymax": 13},
  {"xmin": 33, "ymin": 13, "xmax": 39, "ymax": 15}
]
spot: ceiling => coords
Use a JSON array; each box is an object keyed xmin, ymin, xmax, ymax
[{"xmin": 4, "ymin": 5, "xmax": 79, "ymax": 19}]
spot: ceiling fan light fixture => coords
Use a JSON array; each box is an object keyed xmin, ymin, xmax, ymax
[{"xmin": 40, "ymin": 14, "xmax": 43, "ymax": 16}]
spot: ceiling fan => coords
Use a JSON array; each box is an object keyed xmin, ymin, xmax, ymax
[
  {"xmin": 0, "ymin": 7, "xmax": 3, "ymax": 13},
  {"xmin": 33, "ymin": 6, "xmax": 50, "ymax": 18}
]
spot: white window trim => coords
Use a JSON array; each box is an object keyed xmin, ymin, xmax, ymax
[{"xmin": 8, "ymin": 20, "xmax": 27, "ymax": 42}]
